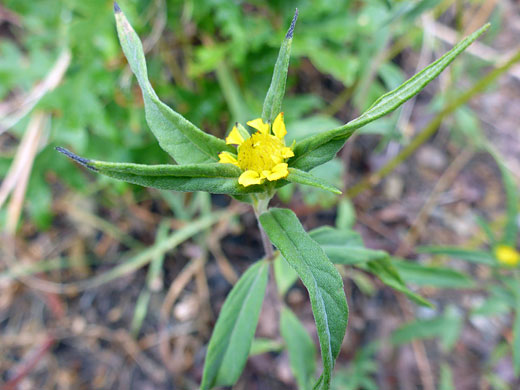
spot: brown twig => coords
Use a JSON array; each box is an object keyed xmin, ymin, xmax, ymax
[
  {"xmin": 396, "ymin": 293, "xmax": 436, "ymax": 390},
  {"xmin": 395, "ymin": 147, "xmax": 475, "ymax": 256},
  {"xmin": 2, "ymin": 334, "xmax": 55, "ymax": 390}
]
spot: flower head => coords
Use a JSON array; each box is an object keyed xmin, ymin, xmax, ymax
[
  {"xmin": 218, "ymin": 113, "xmax": 294, "ymax": 187},
  {"xmin": 494, "ymin": 244, "xmax": 520, "ymax": 267}
]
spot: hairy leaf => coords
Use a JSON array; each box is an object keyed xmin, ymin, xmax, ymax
[
  {"xmin": 114, "ymin": 4, "xmax": 232, "ymax": 164},
  {"xmin": 56, "ymin": 147, "xmax": 263, "ymax": 195},
  {"xmin": 262, "ymin": 9, "xmax": 298, "ymax": 124},
  {"xmin": 260, "ymin": 208, "xmax": 348, "ymax": 389},
  {"xmin": 201, "ymin": 260, "xmax": 269, "ymax": 389},
  {"xmin": 287, "ymin": 168, "xmax": 342, "ymax": 194}
]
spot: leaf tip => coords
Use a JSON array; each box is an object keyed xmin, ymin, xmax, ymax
[
  {"xmin": 285, "ymin": 8, "xmax": 299, "ymax": 39},
  {"xmin": 113, "ymin": 1, "xmax": 121, "ymax": 13},
  {"xmin": 55, "ymin": 147, "xmax": 97, "ymax": 171}
]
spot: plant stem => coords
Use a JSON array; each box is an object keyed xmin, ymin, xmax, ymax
[{"xmin": 253, "ymin": 194, "xmax": 275, "ymax": 260}]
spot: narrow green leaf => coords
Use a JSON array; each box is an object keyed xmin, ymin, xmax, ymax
[
  {"xmin": 439, "ymin": 363, "xmax": 455, "ymax": 390},
  {"xmin": 417, "ymin": 246, "xmax": 496, "ymax": 265},
  {"xmin": 287, "ymin": 168, "xmax": 342, "ymax": 194},
  {"xmin": 309, "ymin": 226, "xmax": 388, "ymax": 265},
  {"xmin": 290, "ymin": 24, "xmax": 490, "ymax": 171},
  {"xmin": 262, "ymin": 9, "xmax": 298, "ymax": 124},
  {"xmin": 511, "ymin": 279, "xmax": 520, "ymax": 376},
  {"xmin": 335, "ymin": 198, "xmax": 356, "ymax": 230},
  {"xmin": 363, "ymin": 258, "xmax": 433, "ymax": 308},
  {"xmin": 391, "ymin": 259, "xmax": 474, "ymax": 288},
  {"xmin": 56, "ymin": 147, "xmax": 263, "ymax": 195},
  {"xmin": 201, "ymin": 260, "xmax": 269, "ymax": 389},
  {"xmin": 498, "ymin": 161, "xmax": 519, "ymax": 245},
  {"xmin": 281, "ymin": 307, "xmax": 317, "ymax": 390},
  {"xmin": 249, "ymin": 338, "xmax": 284, "ymax": 356},
  {"xmin": 274, "ymin": 255, "xmax": 299, "ymax": 296},
  {"xmin": 392, "ymin": 307, "xmax": 462, "ymax": 351},
  {"xmin": 260, "ymin": 208, "xmax": 348, "ymax": 389},
  {"xmin": 114, "ymin": 5, "xmax": 232, "ymax": 164}
]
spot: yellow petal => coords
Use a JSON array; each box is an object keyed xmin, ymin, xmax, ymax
[
  {"xmin": 225, "ymin": 125, "xmax": 245, "ymax": 145},
  {"xmin": 265, "ymin": 163, "xmax": 289, "ymax": 181},
  {"xmin": 281, "ymin": 147, "xmax": 294, "ymax": 159},
  {"xmin": 218, "ymin": 152, "xmax": 239, "ymax": 166},
  {"xmin": 238, "ymin": 170, "xmax": 264, "ymax": 186},
  {"xmin": 495, "ymin": 245, "xmax": 520, "ymax": 266},
  {"xmin": 272, "ymin": 112, "xmax": 287, "ymax": 139},
  {"xmin": 247, "ymin": 118, "xmax": 269, "ymax": 134}
]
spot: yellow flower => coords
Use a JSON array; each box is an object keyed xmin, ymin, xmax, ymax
[
  {"xmin": 494, "ymin": 245, "xmax": 520, "ymax": 267},
  {"xmin": 218, "ymin": 112, "xmax": 294, "ymax": 187}
]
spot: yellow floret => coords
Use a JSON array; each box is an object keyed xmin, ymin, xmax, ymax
[
  {"xmin": 219, "ymin": 112, "xmax": 293, "ymax": 187},
  {"xmin": 495, "ymin": 245, "xmax": 520, "ymax": 267}
]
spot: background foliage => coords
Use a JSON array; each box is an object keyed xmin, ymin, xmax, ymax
[{"xmin": 1, "ymin": 0, "xmax": 520, "ymax": 389}]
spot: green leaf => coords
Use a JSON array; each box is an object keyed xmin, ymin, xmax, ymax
[
  {"xmin": 249, "ymin": 338, "xmax": 284, "ymax": 356},
  {"xmin": 262, "ymin": 9, "xmax": 298, "ymax": 124},
  {"xmin": 309, "ymin": 226, "xmax": 388, "ymax": 265},
  {"xmin": 259, "ymin": 208, "xmax": 348, "ymax": 389},
  {"xmin": 201, "ymin": 260, "xmax": 269, "ymax": 389},
  {"xmin": 287, "ymin": 168, "xmax": 342, "ymax": 194},
  {"xmin": 417, "ymin": 246, "xmax": 496, "ymax": 265},
  {"xmin": 274, "ymin": 255, "xmax": 299, "ymax": 296},
  {"xmin": 281, "ymin": 307, "xmax": 317, "ymax": 390},
  {"xmin": 114, "ymin": 5, "xmax": 231, "ymax": 164},
  {"xmin": 335, "ymin": 198, "xmax": 356, "ymax": 230},
  {"xmin": 511, "ymin": 279, "xmax": 520, "ymax": 376},
  {"xmin": 498, "ymin": 160, "xmax": 519, "ymax": 245},
  {"xmin": 290, "ymin": 24, "xmax": 490, "ymax": 171},
  {"xmin": 392, "ymin": 306, "xmax": 463, "ymax": 351},
  {"xmin": 439, "ymin": 363, "xmax": 455, "ymax": 390},
  {"xmin": 363, "ymin": 257, "xmax": 433, "ymax": 308},
  {"xmin": 391, "ymin": 259, "xmax": 474, "ymax": 288},
  {"xmin": 56, "ymin": 147, "xmax": 264, "ymax": 195}
]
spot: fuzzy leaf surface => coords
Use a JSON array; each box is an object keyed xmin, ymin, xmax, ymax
[
  {"xmin": 57, "ymin": 147, "xmax": 263, "ymax": 195},
  {"xmin": 260, "ymin": 208, "xmax": 348, "ymax": 389},
  {"xmin": 115, "ymin": 6, "xmax": 231, "ymax": 164},
  {"xmin": 201, "ymin": 260, "xmax": 269, "ymax": 389},
  {"xmin": 287, "ymin": 168, "xmax": 342, "ymax": 194},
  {"xmin": 262, "ymin": 10, "xmax": 298, "ymax": 124}
]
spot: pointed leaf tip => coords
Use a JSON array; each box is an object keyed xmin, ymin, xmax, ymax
[
  {"xmin": 113, "ymin": 2, "xmax": 121, "ymax": 13},
  {"xmin": 55, "ymin": 147, "xmax": 97, "ymax": 171},
  {"xmin": 285, "ymin": 9, "xmax": 298, "ymax": 39}
]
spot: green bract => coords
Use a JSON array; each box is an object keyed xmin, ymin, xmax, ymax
[{"xmin": 56, "ymin": 4, "xmax": 489, "ymax": 389}]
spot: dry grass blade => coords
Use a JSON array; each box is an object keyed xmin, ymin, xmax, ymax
[
  {"xmin": 2, "ymin": 210, "xmax": 228, "ymax": 294},
  {"xmin": 425, "ymin": 20, "xmax": 520, "ymax": 81},
  {"xmin": 4, "ymin": 112, "xmax": 46, "ymax": 234},
  {"xmin": 0, "ymin": 49, "xmax": 71, "ymax": 133}
]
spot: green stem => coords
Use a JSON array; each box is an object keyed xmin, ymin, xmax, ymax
[
  {"xmin": 253, "ymin": 194, "xmax": 275, "ymax": 260},
  {"xmin": 347, "ymin": 49, "xmax": 520, "ymax": 198}
]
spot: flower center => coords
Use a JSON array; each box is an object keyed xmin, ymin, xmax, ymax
[{"xmin": 237, "ymin": 132, "xmax": 286, "ymax": 173}]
